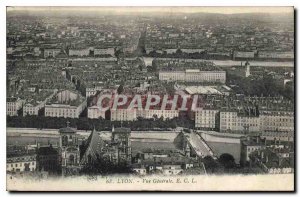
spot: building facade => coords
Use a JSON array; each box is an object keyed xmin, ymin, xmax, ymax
[
  {"xmin": 258, "ymin": 51, "xmax": 294, "ymax": 59},
  {"xmin": 233, "ymin": 51, "xmax": 255, "ymax": 59},
  {"xmin": 110, "ymin": 109, "xmax": 137, "ymax": 121},
  {"xmin": 219, "ymin": 111, "xmax": 260, "ymax": 133},
  {"xmin": 85, "ymin": 86, "xmax": 103, "ymax": 98},
  {"xmin": 112, "ymin": 127, "xmax": 132, "ymax": 164},
  {"xmin": 87, "ymin": 106, "xmax": 106, "ymax": 119},
  {"xmin": 219, "ymin": 110, "xmax": 294, "ymax": 136},
  {"xmin": 260, "ymin": 111, "xmax": 294, "ymax": 132},
  {"xmin": 94, "ymin": 48, "xmax": 115, "ymax": 56},
  {"xmin": 36, "ymin": 145, "xmax": 60, "ymax": 174},
  {"xmin": 45, "ymin": 103, "xmax": 87, "ymax": 118},
  {"xmin": 23, "ymin": 91, "xmax": 56, "ymax": 116},
  {"xmin": 45, "ymin": 90, "xmax": 87, "ymax": 118},
  {"xmin": 7, "ymin": 155, "xmax": 36, "ymax": 173},
  {"xmin": 44, "ymin": 49, "xmax": 61, "ymax": 58},
  {"xmin": 159, "ymin": 69, "xmax": 226, "ymax": 83},
  {"xmin": 68, "ymin": 48, "xmax": 90, "ymax": 57},
  {"xmin": 59, "ymin": 127, "xmax": 81, "ymax": 176},
  {"xmin": 137, "ymin": 109, "xmax": 179, "ymax": 120},
  {"xmin": 7, "ymin": 97, "xmax": 23, "ymax": 116},
  {"xmin": 241, "ymin": 138, "xmax": 265, "ymax": 165},
  {"xmin": 195, "ymin": 109, "xmax": 219, "ymax": 129}
]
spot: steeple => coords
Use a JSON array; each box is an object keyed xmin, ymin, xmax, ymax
[{"xmin": 80, "ymin": 128, "xmax": 104, "ymax": 164}]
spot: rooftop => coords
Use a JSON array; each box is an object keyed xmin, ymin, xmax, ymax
[{"xmin": 59, "ymin": 127, "xmax": 76, "ymax": 134}]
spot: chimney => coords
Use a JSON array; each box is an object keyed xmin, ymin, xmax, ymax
[
  {"xmin": 266, "ymin": 155, "xmax": 269, "ymax": 163},
  {"xmin": 256, "ymin": 136, "xmax": 259, "ymax": 144},
  {"xmin": 261, "ymin": 151, "xmax": 264, "ymax": 159}
]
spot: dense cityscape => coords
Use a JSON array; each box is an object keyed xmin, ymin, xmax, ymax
[{"xmin": 6, "ymin": 8, "xmax": 294, "ymax": 178}]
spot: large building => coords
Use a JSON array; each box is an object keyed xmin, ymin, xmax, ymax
[
  {"xmin": 259, "ymin": 111, "xmax": 294, "ymax": 132},
  {"xmin": 59, "ymin": 126, "xmax": 81, "ymax": 176},
  {"xmin": 219, "ymin": 110, "xmax": 261, "ymax": 133},
  {"xmin": 68, "ymin": 47, "xmax": 115, "ymax": 57},
  {"xmin": 23, "ymin": 90, "xmax": 56, "ymax": 116},
  {"xmin": 195, "ymin": 109, "xmax": 219, "ymax": 130},
  {"xmin": 258, "ymin": 51, "xmax": 294, "ymax": 59},
  {"xmin": 137, "ymin": 109, "xmax": 179, "ymax": 120},
  {"xmin": 44, "ymin": 48, "xmax": 61, "ymax": 58},
  {"xmin": 45, "ymin": 90, "xmax": 87, "ymax": 118},
  {"xmin": 111, "ymin": 127, "xmax": 132, "ymax": 164},
  {"xmin": 219, "ymin": 109, "xmax": 294, "ymax": 137},
  {"xmin": 68, "ymin": 47, "xmax": 90, "ymax": 57},
  {"xmin": 36, "ymin": 145, "xmax": 60, "ymax": 175},
  {"xmin": 94, "ymin": 48, "xmax": 115, "ymax": 56},
  {"xmin": 88, "ymin": 105, "xmax": 106, "ymax": 119},
  {"xmin": 85, "ymin": 86, "xmax": 103, "ymax": 98},
  {"xmin": 110, "ymin": 109, "xmax": 137, "ymax": 121},
  {"xmin": 159, "ymin": 71, "xmax": 185, "ymax": 81},
  {"xmin": 241, "ymin": 137, "xmax": 265, "ymax": 165},
  {"xmin": 7, "ymin": 97, "xmax": 23, "ymax": 116},
  {"xmin": 260, "ymin": 110, "xmax": 294, "ymax": 141},
  {"xmin": 110, "ymin": 108, "xmax": 179, "ymax": 121},
  {"xmin": 7, "ymin": 154, "xmax": 36, "ymax": 173},
  {"xmin": 249, "ymin": 146, "xmax": 294, "ymax": 174},
  {"xmin": 159, "ymin": 69, "xmax": 226, "ymax": 83},
  {"xmin": 233, "ymin": 51, "xmax": 255, "ymax": 59}
]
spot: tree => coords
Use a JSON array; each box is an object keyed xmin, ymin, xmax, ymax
[
  {"xmin": 202, "ymin": 156, "xmax": 225, "ymax": 174},
  {"xmin": 203, "ymin": 156, "xmax": 218, "ymax": 173},
  {"xmin": 117, "ymin": 84, "xmax": 124, "ymax": 94},
  {"xmin": 218, "ymin": 153, "xmax": 236, "ymax": 169}
]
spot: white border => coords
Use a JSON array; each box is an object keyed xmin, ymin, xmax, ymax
[{"xmin": 1, "ymin": 0, "xmax": 298, "ymax": 196}]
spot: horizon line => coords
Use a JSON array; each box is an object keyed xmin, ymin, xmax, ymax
[{"xmin": 7, "ymin": 6, "xmax": 294, "ymax": 15}]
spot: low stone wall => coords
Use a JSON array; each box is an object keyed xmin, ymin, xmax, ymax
[{"xmin": 200, "ymin": 132, "xmax": 241, "ymax": 144}]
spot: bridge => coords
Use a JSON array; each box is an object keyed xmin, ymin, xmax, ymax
[{"xmin": 183, "ymin": 130, "xmax": 217, "ymax": 159}]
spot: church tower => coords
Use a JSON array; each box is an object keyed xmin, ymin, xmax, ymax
[
  {"xmin": 59, "ymin": 122, "xmax": 81, "ymax": 176},
  {"xmin": 112, "ymin": 127, "xmax": 132, "ymax": 164}
]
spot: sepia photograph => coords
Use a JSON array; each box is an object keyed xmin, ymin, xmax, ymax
[{"xmin": 5, "ymin": 6, "xmax": 295, "ymax": 191}]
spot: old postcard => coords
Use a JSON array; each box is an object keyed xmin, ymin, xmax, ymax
[{"xmin": 6, "ymin": 6, "xmax": 295, "ymax": 191}]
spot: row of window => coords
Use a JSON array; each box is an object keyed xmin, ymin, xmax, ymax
[
  {"xmin": 45, "ymin": 112, "xmax": 77, "ymax": 117},
  {"xmin": 263, "ymin": 119, "xmax": 294, "ymax": 123},
  {"xmin": 7, "ymin": 108, "xmax": 17, "ymax": 112},
  {"xmin": 196, "ymin": 110, "xmax": 217, "ymax": 114},
  {"xmin": 24, "ymin": 110, "xmax": 36, "ymax": 115},
  {"xmin": 7, "ymin": 162, "xmax": 35, "ymax": 168},
  {"xmin": 263, "ymin": 122, "xmax": 294, "ymax": 127},
  {"xmin": 8, "ymin": 167, "xmax": 35, "ymax": 172},
  {"xmin": 221, "ymin": 122, "xmax": 259, "ymax": 127},
  {"xmin": 247, "ymin": 147, "xmax": 260, "ymax": 152}
]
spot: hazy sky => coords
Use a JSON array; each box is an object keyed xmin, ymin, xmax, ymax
[{"xmin": 7, "ymin": 6, "xmax": 294, "ymax": 14}]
